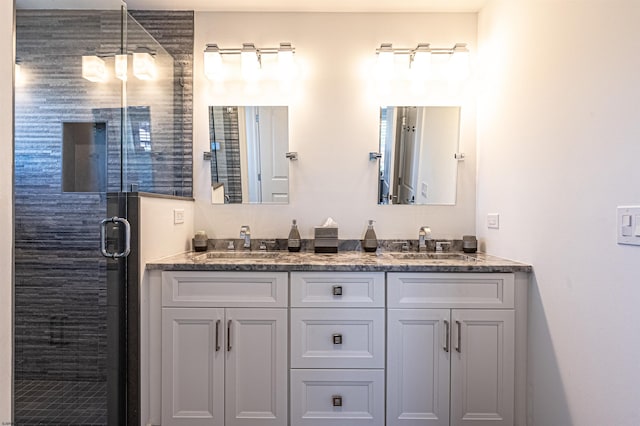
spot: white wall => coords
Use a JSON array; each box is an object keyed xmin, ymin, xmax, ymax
[
  {"xmin": 138, "ymin": 195, "xmax": 194, "ymax": 426},
  {"xmin": 193, "ymin": 12, "xmax": 478, "ymax": 240},
  {"xmin": 477, "ymin": 1, "xmax": 640, "ymax": 425},
  {"xmin": 0, "ymin": 1, "xmax": 13, "ymax": 422}
]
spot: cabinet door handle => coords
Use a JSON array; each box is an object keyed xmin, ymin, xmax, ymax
[
  {"xmin": 455, "ymin": 320, "xmax": 462, "ymax": 353},
  {"xmin": 332, "ymin": 285, "xmax": 343, "ymax": 296},
  {"xmin": 227, "ymin": 320, "xmax": 232, "ymax": 352},
  {"xmin": 215, "ymin": 320, "xmax": 221, "ymax": 352},
  {"xmin": 332, "ymin": 333, "xmax": 343, "ymax": 345},
  {"xmin": 443, "ymin": 320, "xmax": 450, "ymax": 353},
  {"xmin": 332, "ymin": 395, "xmax": 343, "ymax": 407}
]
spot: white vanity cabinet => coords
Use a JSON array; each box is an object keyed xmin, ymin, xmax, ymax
[
  {"xmin": 289, "ymin": 272, "xmax": 386, "ymax": 426},
  {"xmin": 387, "ymin": 273, "xmax": 517, "ymax": 426},
  {"xmin": 160, "ymin": 271, "xmax": 288, "ymax": 426}
]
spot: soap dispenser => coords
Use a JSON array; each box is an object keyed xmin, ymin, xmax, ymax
[
  {"xmin": 287, "ymin": 219, "xmax": 301, "ymax": 252},
  {"xmin": 363, "ymin": 220, "xmax": 378, "ymax": 253}
]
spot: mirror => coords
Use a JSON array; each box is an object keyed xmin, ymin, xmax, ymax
[
  {"xmin": 209, "ymin": 106, "xmax": 290, "ymax": 204},
  {"xmin": 378, "ymin": 106, "xmax": 461, "ymax": 205}
]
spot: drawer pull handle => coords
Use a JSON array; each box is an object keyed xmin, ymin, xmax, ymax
[
  {"xmin": 332, "ymin": 333, "xmax": 343, "ymax": 345},
  {"xmin": 332, "ymin": 285, "xmax": 343, "ymax": 296},
  {"xmin": 227, "ymin": 320, "xmax": 232, "ymax": 352},
  {"xmin": 443, "ymin": 320, "xmax": 450, "ymax": 353},
  {"xmin": 215, "ymin": 320, "xmax": 221, "ymax": 352},
  {"xmin": 455, "ymin": 320, "xmax": 462, "ymax": 353},
  {"xmin": 332, "ymin": 395, "xmax": 343, "ymax": 407}
]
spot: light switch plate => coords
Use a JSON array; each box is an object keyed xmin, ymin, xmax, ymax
[
  {"xmin": 173, "ymin": 208, "xmax": 185, "ymax": 225},
  {"xmin": 617, "ymin": 206, "xmax": 640, "ymax": 246},
  {"xmin": 487, "ymin": 213, "xmax": 500, "ymax": 229}
]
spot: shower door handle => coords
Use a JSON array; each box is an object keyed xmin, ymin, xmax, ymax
[{"xmin": 100, "ymin": 216, "xmax": 131, "ymax": 258}]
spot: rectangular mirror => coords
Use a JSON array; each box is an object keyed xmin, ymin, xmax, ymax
[
  {"xmin": 209, "ymin": 106, "xmax": 290, "ymax": 204},
  {"xmin": 378, "ymin": 106, "xmax": 461, "ymax": 205}
]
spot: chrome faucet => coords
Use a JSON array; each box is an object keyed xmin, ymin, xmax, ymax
[
  {"xmin": 240, "ymin": 225, "xmax": 251, "ymax": 249},
  {"xmin": 418, "ymin": 226, "xmax": 432, "ymax": 252}
]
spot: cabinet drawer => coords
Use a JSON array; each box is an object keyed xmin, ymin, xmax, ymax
[
  {"xmin": 290, "ymin": 369, "xmax": 384, "ymax": 426},
  {"xmin": 291, "ymin": 309, "xmax": 385, "ymax": 369},
  {"xmin": 162, "ymin": 271, "xmax": 288, "ymax": 307},
  {"xmin": 388, "ymin": 273, "xmax": 515, "ymax": 309},
  {"xmin": 291, "ymin": 272, "xmax": 385, "ymax": 307}
]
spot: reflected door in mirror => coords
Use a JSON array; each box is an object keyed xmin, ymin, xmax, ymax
[
  {"xmin": 378, "ymin": 106, "xmax": 460, "ymax": 205},
  {"xmin": 209, "ymin": 106, "xmax": 290, "ymax": 204}
]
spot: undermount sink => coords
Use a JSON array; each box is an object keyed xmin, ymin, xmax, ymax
[
  {"xmin": 384, "ymin": 252, "xmax": 480, "ymax": 261},
  {"xmin": 195, "ymin": 251, "xmax": 282, "ymax": 260}
]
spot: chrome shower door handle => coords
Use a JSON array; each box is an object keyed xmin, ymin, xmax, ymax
[{"xmin": 100, "ymin": 216, "xmax": 131, "ymax": 259}]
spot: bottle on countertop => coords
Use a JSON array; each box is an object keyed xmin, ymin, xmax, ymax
[
  {"xmin": 288, "ymin": 219, "xmax": 301, "ymax": 252},
  {"xmin": 363, "ymin": 220, "xmax": 378, "ymax": 253}
]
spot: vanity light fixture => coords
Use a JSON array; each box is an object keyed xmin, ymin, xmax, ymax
[
  {"xmin": 241, "ymin": 43, "xmax": 261, "ymax": 80},
  {"xmin": 411, "ymin": 43, "xmax": 432, "ymax": 76},
  {"xmin": 376, "ymin": 43, "xmax": 395, "ymax": 79},
  {"xmin": 82, "ymin": 55, "xmax": 107, "ymax": 83},
  {"xmin": 449, "ymin": 43, "xmax": 470, "ymax": 80},
  {"xmin": 203, "ymin": 42, "xmax": 296, "ymax": 81},
  {"xmin": 115, "ymin": 54, "xmax": 128, "ymax": 81},
  {"xmin": 133, "ymin": 49, "xmax": 156, "ymax": 81},
  {"xmin": 15, "ymin": 62, "xmax": 22, "ymax": 84},
  {"xmin": 375, "ymin": 42, "xmax": 469, "ymax": 80},
  {"xmin": 204, "ymin": 44, "xmax": 223, "ymax": 80}
]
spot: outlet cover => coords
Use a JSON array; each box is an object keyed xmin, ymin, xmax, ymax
[
  {"xmin": 487, "ymin": 213, "xmax": 500, "ymax": 229},
  {"xmin": 173, "ymin": 209, "xmax": 185, "ymax": 225}
]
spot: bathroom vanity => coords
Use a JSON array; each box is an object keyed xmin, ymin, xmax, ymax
[{"xmin": 144, "ymin": 251, "xmax": 531, "ymax": 426}]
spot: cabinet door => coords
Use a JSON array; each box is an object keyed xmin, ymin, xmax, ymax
[
  {"xmin": 162, "ymin": 308, "xmax": 225, "ymax": 426},
  {"xmin": 225, "ymin": 308, "xmax": 288, "ymax": 426},
  {"xmin": 387, "ymin": 309, "xmax": 450, "ymax": 426},
  {"xmin": 450, "ymin": 310, "xmax": 514, "ymax": 426}
]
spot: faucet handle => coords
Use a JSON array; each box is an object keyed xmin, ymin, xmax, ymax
[
  {"xmin": 240, "ymin": 225, "xmax": 251, "ymax": 237},
  {"xmin": 420, "ymin": 226, "xmax": 432, "ymax": 237}
]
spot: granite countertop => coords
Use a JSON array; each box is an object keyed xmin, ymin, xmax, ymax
[{"xmin": 146, "ymin": 250, "xmax": 532, "ymax": 273}]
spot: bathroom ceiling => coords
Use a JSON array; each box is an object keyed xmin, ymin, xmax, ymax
[
  {"xmin": 17, "ymin": 0, "xmax": 487, "ymax": 12},
  {"xmin": 128, "ymin": 0, "xmax": 487, "ymax": 12}
]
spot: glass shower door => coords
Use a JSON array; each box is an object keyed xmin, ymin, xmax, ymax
[{"xmin": 14, "ymin": 4, "xmax": 129, "ymax": 425}]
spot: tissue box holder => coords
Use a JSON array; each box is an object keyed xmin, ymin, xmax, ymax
[{"xmin": 314, "ymin": 227, "xmax": 338, "ymax": 253}]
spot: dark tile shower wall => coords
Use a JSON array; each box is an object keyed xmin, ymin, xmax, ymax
[
  {"xmin": 129, "ymin": 10, "xmax": 194, "ymax": 197},
  {"xmin": 210, "ymin": 107, "xmax": 243, "ymax": 203},
  {"xmin": 14, "ymin": 10, "xmax": 193, "ymax": 385}
]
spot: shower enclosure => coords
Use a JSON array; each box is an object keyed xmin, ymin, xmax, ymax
[{"xmin": 14, "ymin": 4, "xmax": 192, "ymax": 425}]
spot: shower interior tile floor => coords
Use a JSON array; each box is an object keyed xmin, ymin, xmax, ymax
[{"xmin": 14, "ymin": 380, "xmax": 106, "ymax": 425}]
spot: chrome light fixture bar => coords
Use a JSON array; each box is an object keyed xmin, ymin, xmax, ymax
[
  {"xmin": 204, "ymin": 42, "xmax": 296, "ymax": 81},
  {"xmin": 375, "ymin": 42, "xmax": 469, "ymax": 77}
]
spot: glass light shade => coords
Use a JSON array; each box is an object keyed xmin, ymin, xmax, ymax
[
  {"xmin": 277, "ymin": 49, "xmax": 295, "ymax": 80},
  {"xmin": 411, "ymin": 50, "xmax": 431, "ymax": 78},
  {"xmin": 204, "ymin": 50, "xmax": 223, "ymax": 80},
  {"xmin": 133, "ymin": 52, "xmax": 156, "ymax": 80},
  {"xmin": 115, "ymin": 54, "xmax": 128, "ymax": 81},
  {"xmin": 449, "ymin": 50, "xmax": 470, "ymax": 80},
  {"xmin": 376, "ymin": 51, "xmax": 395, "ymax": 80},
  {"xmin": 82, "ymin": 55, "xmax": 107, "ymax": 82},
  {"xmin": 241, "ymin": 51, "xmax": 260, "ymax": 81}
]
